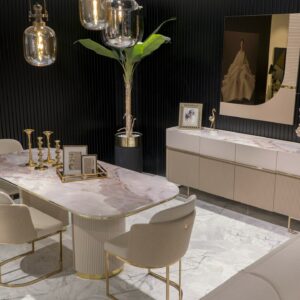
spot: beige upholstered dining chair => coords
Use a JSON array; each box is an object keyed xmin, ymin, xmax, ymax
[
  {"xmin": 0, "ymin": 139, "xmax": 23, "ymax": 198},
  {"xmin": 0, "ymin": 191, "xmax": 64, "ymax": 287},
  {"xmin": 104, "ymin": 195, "xmax": 196, "ymax": 300}
]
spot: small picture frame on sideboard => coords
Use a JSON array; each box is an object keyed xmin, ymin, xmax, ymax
[{"xmin": 178, "ymin": 103, "xmax": 203, "ymax": 129}]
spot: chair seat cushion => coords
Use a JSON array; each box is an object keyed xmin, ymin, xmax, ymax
[
  {"xmin": 104, "ymin": 232, "xmax": 129, "ymax": 259},
  {"xmin": 201, "ymin": 272, "xmax": 280, "ymax": 300},
  {"xmin": 29, "ymin": 207, "xmax": 63, "ymax": 238},
  {"xmin": 0, "ymin": 179, "xmax": 19, "ymax": 197},
  {"xmin": 245, "ymin": 235, "xmax": 300, "ymax": 300}
]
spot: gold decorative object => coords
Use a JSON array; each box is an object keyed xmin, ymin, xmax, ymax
[
  {"xmin": 23, "ymin": 129, "xmax": 37, "ymax": 167},
  {"xmin": 56, "ymin": 165, "xmax": 107, "ymax": 183},
  {"xmin": 209, "ymin": 108, "xmax": 217, "ymax": 129},
  {"xmin": 35, "ymin": 137, "xmax": 48, "ymax": 171},
  {"xmin": 52, "ymin": 140, "xmax": 63, "ymax": 168},
  {"xmin": 43, "ymin": 131, "xmax": 55, "ymax": 164}
]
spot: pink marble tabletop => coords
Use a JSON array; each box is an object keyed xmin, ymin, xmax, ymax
[{"xmin": 0, "ymin": 150, "xmax": 179, "ymax": 219}]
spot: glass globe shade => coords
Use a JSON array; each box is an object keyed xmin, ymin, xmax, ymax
[
  {"xmin": 79, "ymin": 0, "xmax": 107, "ymax": 30},
  {"xmin": 23, "ymin": 24, "xmax": 56, "ymax": 67},
  {"xmin": 102, "ymin": 0, "xmax": 143, "ymax": 49}
]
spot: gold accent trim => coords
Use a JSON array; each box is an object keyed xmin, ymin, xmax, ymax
[
  {"xmin": 167, "ymin": 146, "xmax": 300, "ymax": 179},
  {"xmin": 0, "ymin": 231, "xmax": 63, "ymax": 288},
  {"xmin": 115, "ymin": 132, "xmax": 142, "ymax": 148},
  {"xmin": 76, "ymin": 268, "xmax": 123, "ymax": 280}
]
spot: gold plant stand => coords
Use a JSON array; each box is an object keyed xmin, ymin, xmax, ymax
[{"xmin": 24, "ymin": 129, "xmax": 37, "ymax": 167}]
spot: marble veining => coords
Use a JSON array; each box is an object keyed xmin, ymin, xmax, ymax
[
  {"xmin": 168, "ymin": 127, "xmax": 300, "ymax": 154},
  {"xmin": 0, "ymin": 150, "xmax": 179, "ymax": 219},
  {"xmin": 0, "ymin": 197, "xmax": 293, "ymax": 300}
]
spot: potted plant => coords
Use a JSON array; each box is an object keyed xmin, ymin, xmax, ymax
[{"xmin": 76, "ymin": 18, "xmax": 175, "ymax": 171}]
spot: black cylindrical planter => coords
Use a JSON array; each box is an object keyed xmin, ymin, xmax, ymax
[{"xmin": 114, "ymin": 132, "xmax": 143, "ymax": 172}]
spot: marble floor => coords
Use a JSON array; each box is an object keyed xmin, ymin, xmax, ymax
[{"xmin": 0, "ymin": 194, "xmax": 295, "ymax": 300}]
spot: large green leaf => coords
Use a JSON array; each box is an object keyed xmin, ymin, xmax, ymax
[
  {"xmin": 124, "ymin": 43, "xmax": 144, "ymax": 64},
  {"xmin": 141, "ymin": 34, "xmax": 171, "ymax": 58},
  {"xmin": 75, "ymin": 39, "xmax": 120, "ymax": 60},
  {"xmin": 151, "ymin": 17, "xmax": 176, "ymax": 35}
]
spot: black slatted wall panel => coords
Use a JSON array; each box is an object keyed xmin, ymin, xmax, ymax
[
  {"xmin": 0, "ymin": 0, "xmax": 117, "ymax": 162},
  {"xmin": 1, "ymin": 0, "xmax": 300, "ymax": 175}
]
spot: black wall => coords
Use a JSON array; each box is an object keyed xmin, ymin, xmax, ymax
[{"xmin": 1, "ymin": 0, "xmax": 300, "ymax": 175}]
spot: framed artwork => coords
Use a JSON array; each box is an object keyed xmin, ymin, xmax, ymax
[
  {"xmin": 63, "ymin": 145, "xmax": 88, "ymax": 176},
  {"xmin": 179, "ymin": 103, "xmax": 203, "ymax": 129},
  {"xmin": 81, "ymin": 155, "xmax": 97, "ymax": 175}
]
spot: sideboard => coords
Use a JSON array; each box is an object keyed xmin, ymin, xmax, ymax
[{"xmin": 166, "ymin": 127, "xmax": 300, "ymax": 231}]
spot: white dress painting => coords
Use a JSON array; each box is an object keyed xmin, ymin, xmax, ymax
[{"xmin": 221, "ymin": 39, "xmax": 255, "ymax": 102}]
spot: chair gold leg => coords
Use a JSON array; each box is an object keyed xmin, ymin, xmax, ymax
[
  {"xmin": 166, "ymin": 266, "xmax": 170, "ymax": 300},
  {"xmin": 148, "ymin": 263, "xmax": 183, "ymax": 298},
  {"xmin": 0, "ymin": 230, "xmax": 63, "ymax": 287}
]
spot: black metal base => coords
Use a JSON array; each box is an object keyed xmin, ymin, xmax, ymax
[{"xmin": 114, "ymin": 145, "xmax": 143, "ymax": 172}]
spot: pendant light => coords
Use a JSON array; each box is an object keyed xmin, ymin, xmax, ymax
[
  {"xmin": 102, "ymin": 0, "xmax": 143, "ymax": 49},
  {"xmin": 79, "ymin": 0, "xmax": 107, "ymax": 30},
  {"xmin": 23, "ymin": 1, "xmax": 57, "ymax": 67}
]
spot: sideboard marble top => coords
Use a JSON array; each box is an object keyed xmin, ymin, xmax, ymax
[
  {"xmin": 168, "ymin": 127, "xmax": 300, "ymax": 154},
  {"xmin": 0, "ymin": 150, "xmax": 179, "ymax": 219}
]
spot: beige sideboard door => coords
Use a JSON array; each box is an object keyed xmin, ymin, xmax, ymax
[
  {"xmin": 234, "ymin": 166, "xmax": 275, "ymax": 211},
  {"xmin": 274, "ymin": 175, "xmax": 300, "ymax": 220},
  {"xmin": 199, "ymin": 157, "xmax": 235, "ymax": 199},
  {"xmin": 166, "ymin": 149, "xmax": 199, "ymax": 189}
]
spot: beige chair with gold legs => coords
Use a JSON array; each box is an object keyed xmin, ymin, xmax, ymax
[
  {"xmin": 0, "ymin": 191, "xmax": 63, "ymax": 287},
  {"xmin": 104, "ymin": 195, "xmax": 196, "ymax": 300},
  {"xmin": 0, "ymin": 139, "xmax": 23, "ymax": 198}
]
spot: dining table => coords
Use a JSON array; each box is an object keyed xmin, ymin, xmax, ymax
[{"xmin": 0, "ymin": 149, "xmax": 179, "ymax": 279}]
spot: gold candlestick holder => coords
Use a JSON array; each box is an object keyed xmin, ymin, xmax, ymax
[
  {"xmin": 35, "ymin": 137, "xmax": 48, "ymax": 171},
  {"xmin": 23, "ymin": 129, "xmax": 37, "ymax": 167},
  {"xmin": 43, "ymin": 130, "xmax": 55, "ymax": 164},
  {"xmin": 53, "ymin": 140, "xmax": 63, "ymax": 168}
]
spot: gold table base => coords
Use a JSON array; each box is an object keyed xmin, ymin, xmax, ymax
[{"xmin": 76, "ymin": 268, "xmax": 123, "ymax": 280}]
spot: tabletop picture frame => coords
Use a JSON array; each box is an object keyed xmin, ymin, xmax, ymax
[
  {"xmin": 81, "ymin": 154, "xmax": 98, "ymax": 175},
  {"xmin": 63, "ymin": 145, "xmax": 88, "ymax": 176},
  {"xmin": 178, "ymin": 103, "xmax": 203, "ymax": 129}
]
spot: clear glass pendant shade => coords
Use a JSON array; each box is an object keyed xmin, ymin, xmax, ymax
[
  {"xmin": 102, "ymin": 0, "xmax": 143, "ymax": 49},
  {"xmin": 79, "ymin": 0, "xmax": 107, "ymax": 30},
  {"xmin": 23, "ymin": 4, "xmax": 57, "ymax": 67}
]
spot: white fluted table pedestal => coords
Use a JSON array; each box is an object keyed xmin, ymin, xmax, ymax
[{"xmin": 72, "ymin": 214, "xmax": 125, "ymax": 279}]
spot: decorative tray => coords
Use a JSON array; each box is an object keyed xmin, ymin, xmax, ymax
[{"xmin": 56, "ymin": 164, "xmax": 107, "ymax": 183}]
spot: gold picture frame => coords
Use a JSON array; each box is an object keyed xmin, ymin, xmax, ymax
[
  {"xmin": 81, "ymin": 154, "xmax": 97, "ymax": 175},
  {"xmin": 178, "ymin": 103, "xmax": 203, "ymax": 129},
  {"xmin": 63, "ymin": 145, "xmax": 88, "ymax": 176}
]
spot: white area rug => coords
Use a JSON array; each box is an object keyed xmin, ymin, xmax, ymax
[{"xmin": 0, "ymin": 197, "xmax": 292, "ymax": 300}]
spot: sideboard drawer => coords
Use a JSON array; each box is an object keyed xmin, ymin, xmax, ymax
[
  {"xmin": 199, "ymin": 157, "xmax": 235, "ymax": 199},
  {"xmin": 166, "ymin": 149, "xmax": 199, "ymax": 189},
  {"xmin": 234, "ymin": 166, "xmax": 275, "ymax": 211},
  {"xmin": 274, "ymin": 175, "xmax": 300, "ymax": 220}
]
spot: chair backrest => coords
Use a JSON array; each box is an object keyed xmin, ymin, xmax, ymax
[
  {"xmin": 128, "ymin": 195, "xmax": 196, "ymax": 268},
  {"xmin": 0, "ymin": 139, "xmax": 23, "ymax": 155},
  {"xmin": 0, "ymin": 191, "xmax": 14, "ymax": 204},
  {"xmin": 0, "ymin": 204, "xmax": 36, "ymax": 244}
]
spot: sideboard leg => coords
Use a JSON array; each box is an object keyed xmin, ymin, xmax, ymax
[{"xmin": 288, "ymin": 217, "xmax": 298, "ymax": 234}]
